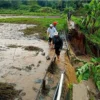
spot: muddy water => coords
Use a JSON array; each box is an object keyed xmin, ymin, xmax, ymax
[
  {"xmin": 0, "ymin": 23, "xmax": 55, "ymax": 100},
  {"xmin": 0, "ymin": 23, "xmax": 36, "ymax": 40}
]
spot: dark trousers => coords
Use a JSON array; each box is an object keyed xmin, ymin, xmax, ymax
[
  {"xmin": 49, "ymin": 37, "xmax": 52, "ymax": 43},
  {"xmin": 55, "ymin": 48, "xmax": 60, "ymax": 56}
]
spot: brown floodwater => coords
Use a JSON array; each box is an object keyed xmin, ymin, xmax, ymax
[
  {"xmin": 0, "ymin": 21, "xmax": 78, "ymax": 100},
  {"xmin": 0, "ymin": 23, "xmax": 55, "ymax": 100}
]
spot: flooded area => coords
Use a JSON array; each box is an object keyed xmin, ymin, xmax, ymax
[{"xmin": 0, "ymin": 23, "xmax": 55, "ymax": 100}]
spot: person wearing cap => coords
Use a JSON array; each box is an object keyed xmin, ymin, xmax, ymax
[
  {"xmin": 53, "ymin": 32, "xmax": 63, "ymax": 60},
  {"xmin": 53, "ymin": 21, "xmax": 57, "ymax": 29},
  {"xmin": 47, "ymin": 24, "xmax": 57, "ymax": 48}
]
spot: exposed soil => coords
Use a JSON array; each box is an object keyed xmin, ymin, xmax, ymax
[
  {"xmin": 37, "ymin": 46, "xmax": 78, "ymax": 100},
  {"xmin": 68, "ymin": 20, "xmax": 98, "ymax": 100}
]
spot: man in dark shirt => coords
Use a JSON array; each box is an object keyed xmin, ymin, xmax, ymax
[{"xmin": 53, "ymin": 32, "xmax": 63, "ymax": 60}]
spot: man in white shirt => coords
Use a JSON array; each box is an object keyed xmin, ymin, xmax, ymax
[{"xmin": 47, "ymin": 24, "xmax": 57, "ymax": 48}]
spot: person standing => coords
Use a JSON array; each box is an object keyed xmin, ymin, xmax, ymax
[
  {"xmin": 47, "ymin": 24, "xmax": 57, "ymax": 48},
  {"xmin": 53, "ymin": 32, "xmax": 63, "ymax": 60},
  {"xmin": 53, "ymin": 21, "xmax": 57, "ymax": 29}
]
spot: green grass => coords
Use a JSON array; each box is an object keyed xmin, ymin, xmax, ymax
[
  {"xmin": 0, "ymin": 17, "xmax": 66, "ymax": 31},
  {"xmin": 0, "ymin": 17, "xmax": 67, "ymax": 40},
  {"xmin": 0, "ymin": 9, "xmax": 60, "ymax": 16}
]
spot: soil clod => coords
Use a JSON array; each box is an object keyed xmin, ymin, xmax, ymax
[
  {"xmin": 0, "ymin": 83, "xmax": 20, "ymax": 100},
  {"xmin": 46, "ymin": 55, "xmax": 50, "ymax": 60},
  {"xmin": 41, "ymin": 52, "xmax": 45, "ymax": 56},
  {"xmin": 24, "ymin": 46, "xmax": 43, "ymax": 52}
]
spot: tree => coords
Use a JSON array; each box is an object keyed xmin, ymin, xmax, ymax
[
  {"xmin": 11, "ymin": 0, "xmax": 21, "ymax": 9},
  {"xmin": 82, "ymin": 0, "xmax": 100, "ymax": 34},
  {"xmin": 0, "ymin": 0, "xmax": 12, "ymax": 8}
]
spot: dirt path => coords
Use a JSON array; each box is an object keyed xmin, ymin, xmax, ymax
[
  {"xmin": 0, "ymin": 15, "xmax": 60, "ymax": 19},
  {"xmin": 56, "ymin": 50, "xmax": 77, "ymax": 84}
]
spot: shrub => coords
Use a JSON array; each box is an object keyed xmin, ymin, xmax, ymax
[
  {"xmin": 29, "ymin": 4, "xmax": 41, "ymax": 12},
  {"xmin": 19, "ymin": 5, "xmax": 30, "ymax": 10},
  {"xmin": 38, "ymin": 7, "xmax": 53, "ymax": 13},
  {"xmin": 64, "ymin": 7, "xmax": 74, "ymax": 14}
]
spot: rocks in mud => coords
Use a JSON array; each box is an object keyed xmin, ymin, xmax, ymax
[
  {"xmin": 25, "ymin": 66, "xmax": 32, "ymax": 71},
  {"xmin": 35, "ymin": 51, "xmax": 39, "ymax": 56},
  {"xmin": 11, "ymin": 64, "xmax": 35, "ymax": 72},
  {"xmin": 41, "ymin": 52, "xmax": 45, "ymax": 56},
  {"xmin": 31, "ymin": 64, "xmax": 35, "ymax": 66},
  {"xmin": 24, "ymin": 46, "xmax": 43, "ymax": 52},
  {"xmin": 36, "ymin": 60, "xmax": 41, "ymax": 67},
  {"xmin": 38, "ymin": 60, "xmax": 41, "ymax": 64},
  {"xmin": 20, "ymin": 92, "xmax": 26, "ymax": 96},
  {"xmin": 25, "ymin": 64, "xmax": 34, "ymax": 71},
  {"xmin": 46, "ymin": 55, "xmax": 50, "ymax": 60}
]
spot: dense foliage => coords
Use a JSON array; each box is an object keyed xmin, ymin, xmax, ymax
[
  {"xmin": 0, "ymin": 0, "xmax": 91, "ymax": 15},
  {"xmin": 72, "ymin": 0, "xmax": 100, "ymax": 46},
  {"xmin": 76, "ymin": 58, "xmax": 100, "ymax": 90}
]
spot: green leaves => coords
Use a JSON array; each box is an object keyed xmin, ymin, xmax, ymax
[
  {"xmin": 76, "ymin": 63, "xmax": 91, "ymax": 82},
  {"xmin": 91, "ymin": 58, "xmax": 100, "ymax": 63},
  {"xmin": 76, "ymin": 57, "xmax": 100, "ymax": 90},
  {"xmin": 91, "ymin": 59, "xmax": 100, "ymax": 90},
  {"xmin": 96, "ymin": 81, "xmax": 100, "ymax": 91}
]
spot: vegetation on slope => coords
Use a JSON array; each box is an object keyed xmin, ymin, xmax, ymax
[
  {"xmin": 72, "ymin": 0, "xmax": 100, "ymax": 46},
  {"xmin": 76, "ymin": 57, "xmax": 100, "ymax": 91}
]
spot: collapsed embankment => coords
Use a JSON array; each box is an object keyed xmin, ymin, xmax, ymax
[{"xmin": 67, "ymin": 20, "xmax": 100, "ymax": 100}]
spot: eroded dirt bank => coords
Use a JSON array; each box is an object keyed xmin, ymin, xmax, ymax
[{"xmin": 68, "ymin": 20, "xmax": 99, "ymax": 100}]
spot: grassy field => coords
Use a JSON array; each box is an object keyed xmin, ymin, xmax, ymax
[
  {"xmin": 0, "ymin": 9, "xmax": 60, "ymax": 16},
  {"xmin": 0, "ymin": 17, "xmax": 67, "ymax": 40}
]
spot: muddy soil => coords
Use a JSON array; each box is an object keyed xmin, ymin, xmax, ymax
[
  {"xmin": 37, "ymin": 48, "xmax": 78, "ymax": 100},
  {"xmin": 68, "ymin": 20, "xmax": 99, "ymax": 100},
  {"xmin": 0, "ymin": 23, "xmax": 55, "ymax": 100}
]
